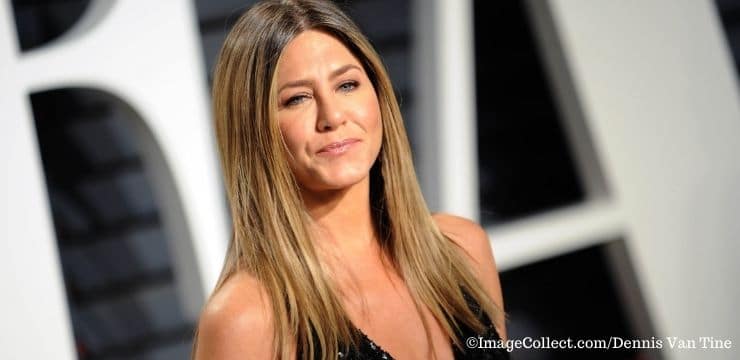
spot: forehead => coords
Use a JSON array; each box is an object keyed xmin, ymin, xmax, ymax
[{"xmin": 276, "ymin": 30, "xmax": 362, "ymax": 80}]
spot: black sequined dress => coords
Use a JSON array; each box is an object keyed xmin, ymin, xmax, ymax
[{"xmin": 337, "ymin": 291, "xmax": 510, "ymax": 360}]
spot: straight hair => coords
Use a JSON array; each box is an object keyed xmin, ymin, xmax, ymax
[{"xmin": 194, "ymin": 1, "xmax": 504, "ymax": 359}]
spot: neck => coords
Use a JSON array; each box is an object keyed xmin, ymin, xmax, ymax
[{"xmin": 301, "ymin": 176, "xmax": 378, "ymax": 255}]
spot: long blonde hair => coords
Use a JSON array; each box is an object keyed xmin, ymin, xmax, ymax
[{"xmin": 195, "ymin": 0, "xmax": 503, "ymax": 358}]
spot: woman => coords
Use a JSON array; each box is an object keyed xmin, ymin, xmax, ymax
[{"xmin": 193, "ymin": 0, "xmax": 508, "ymax": 359}]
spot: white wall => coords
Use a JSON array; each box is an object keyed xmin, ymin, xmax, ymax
[
  {"xmin": 0, "ymin": 1, "xmax": 228, "ymax": 358},
  {"xmin": 415, "ymin": 0, "xmax": 740, "ymax": 358},
  {"xmin": 542, "ymin": 0, "xmax": 740, "ymax": 358}
]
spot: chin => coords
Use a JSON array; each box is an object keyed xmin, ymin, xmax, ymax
[
  {"xmin": 324, "ymin": 171, "xmax": 369, "ymax": 190},
  {"xmin": 309, "ymin": 166, "xmax": 371, "ymax": 192}
]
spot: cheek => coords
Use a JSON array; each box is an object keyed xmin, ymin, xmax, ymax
[
  {"xmin": 356, "ymin": 100, "xmax": 383, "ymax": 164},
  {"xmin": 278, "ymin": 120, "xmax": 308, "ymax": 159},
  {"xmin": 368, "ymin": 103, "xmax": 383, "ymax": 146},
  {"xmin": 357, "ymin": 94, "xmax": 382, "ymax": 134}
]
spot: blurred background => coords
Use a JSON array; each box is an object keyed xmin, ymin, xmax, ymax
[{"xmin": 2, "ymin": 0, "xmax": 740, "ymax": 359}]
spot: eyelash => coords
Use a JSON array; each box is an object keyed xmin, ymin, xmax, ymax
[
  {"xmin": 338, "ymin": 80, "xmax": 358, "ymax": 92},
  {"xmin": 283, "ymin": 81, "xmax": 359, "ymax": 107},
  {"xmin": 284, "ymin": 94, "xmax": 307, "ymax": 107}
]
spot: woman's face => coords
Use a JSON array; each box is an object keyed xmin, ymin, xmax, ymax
[{"xmin": 275, "ymin": 30, "xmax": 383, "ymax": 193}]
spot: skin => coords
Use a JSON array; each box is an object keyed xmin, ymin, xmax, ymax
[
  {"xmin": 195, "ymin": 30, "xmax": 506, "ymax": 360},
  {"xmin": 274, "ymin": 30, "xmax": 384, "ymax": 256}
]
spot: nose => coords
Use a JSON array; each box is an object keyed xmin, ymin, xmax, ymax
[{"xmin": 316, "ymin": 95, "xmax": 346, "ymax": 132}]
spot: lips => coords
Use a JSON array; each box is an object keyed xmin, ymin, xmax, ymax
[{"xmin": 317, "ymin": 138, "xmax": 361, "ymax": 155}]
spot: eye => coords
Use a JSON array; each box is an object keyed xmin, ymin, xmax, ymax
[
  {"xmin": 338, "ymin": 80, "xmax": 358, "ymax": 93},
  {"xmin": 284, "ymin": 94, "xmax": 309, "ymax": 107}
]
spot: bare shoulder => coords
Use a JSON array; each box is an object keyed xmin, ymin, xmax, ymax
[
  {"xmin": 431, "ymin": 213, "xmax": 494, "ymax": 274},
  {"xmin": 432, "ymin": 213, "xmax": 493, "ymax": 261},
  {"xmin": 193, "ymin": 271, "xmax": 275, "ymax": 360},
  {"xmin": 432, "ymin": 213, "xmax": 507, "ymax": 339}
]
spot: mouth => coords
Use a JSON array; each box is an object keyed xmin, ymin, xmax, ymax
[{"xmin": 317, "ymin": 138, "xmax": 361, "ymax": 156}]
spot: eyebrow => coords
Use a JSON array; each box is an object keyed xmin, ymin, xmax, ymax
[{"xmin": 278, "ymin": 64, "xmax": 362, "ymax": 92}]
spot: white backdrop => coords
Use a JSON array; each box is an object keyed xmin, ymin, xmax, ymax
[{"xmin": 0, "ymin": 1, "xmax": 228, "ymax": 358}]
